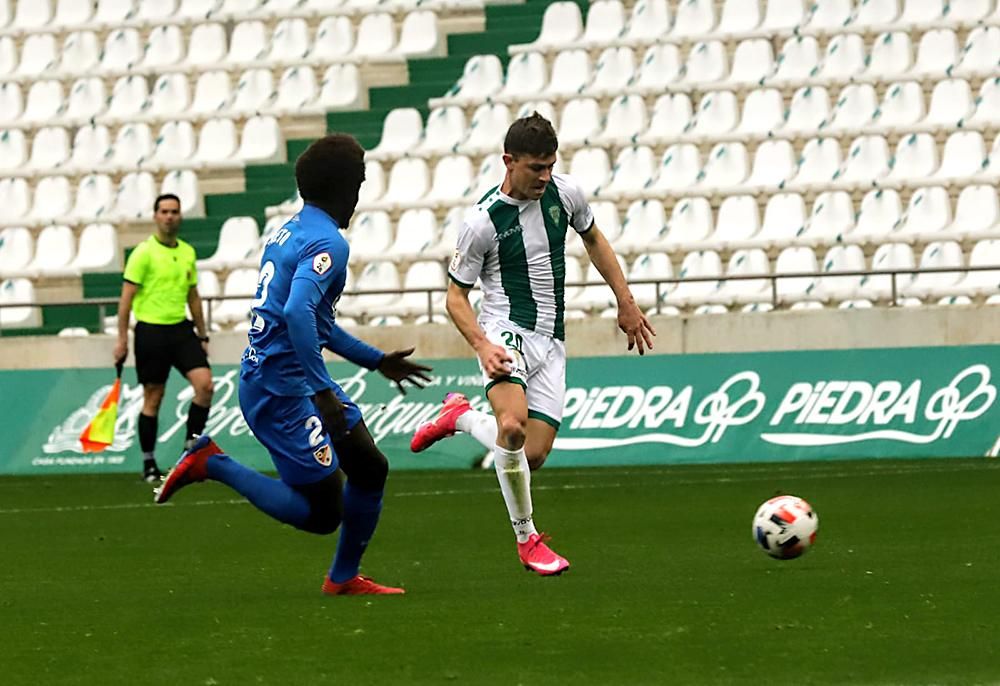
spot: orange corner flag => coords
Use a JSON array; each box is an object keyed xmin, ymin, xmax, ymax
[{"xmin": 79, "ymin": 363, "xmax": 123, "ymax": 453}]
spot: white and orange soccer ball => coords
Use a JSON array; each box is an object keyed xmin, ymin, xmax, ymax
[{"xmin": 752, "ymin": 495, "xmax": 818, "ymax": 560}]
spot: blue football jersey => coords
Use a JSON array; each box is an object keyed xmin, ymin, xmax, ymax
[{"xmin": 241, "ymin": 204, "xmax": 349, "ymax": 397}]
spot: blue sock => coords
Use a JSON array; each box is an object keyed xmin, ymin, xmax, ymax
[
  {"xmin": 328, "ymin": 482, "xmax": 383, "ymax": 583},
  {"xmin": 206, "ymin": 454, "xmax": 311, "ymax": 529}
]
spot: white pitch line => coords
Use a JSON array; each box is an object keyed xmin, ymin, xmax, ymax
[{"xmin": 0, "ymin": 461, "xmax": 992, "ymax": 516}]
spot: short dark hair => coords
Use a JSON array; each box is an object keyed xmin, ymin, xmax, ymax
[
  {"xmin": 153, "ymin": 193, "xmax": 181, "ymax": 213},
  {"xmin": 295, "ymin": 133, "xmax": 366, "ymax": 207},
  {"xmin": 504, "ymin": 112, "xmax": 558, "ymax": 158}
]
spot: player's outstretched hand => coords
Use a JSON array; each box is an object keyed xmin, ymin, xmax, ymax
[
  {"xmin": 618, "ymin": 301, "xmax": 656, "ymax": 355},
  {"xmin": 378, "ymin": 348, "xmax": 433, "ymax": 395},
  {"xmin": 314, "ymin": 388, "xmax": 350, "ymax": 440},
  {"xmin": 476, "ymin": 341, "xmax": 514, "ymax": 380}
]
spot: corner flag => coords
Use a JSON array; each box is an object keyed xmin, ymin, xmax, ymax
[{"xmin": 79, "ymin": 362, "xmax": 123, "ymax": 453}]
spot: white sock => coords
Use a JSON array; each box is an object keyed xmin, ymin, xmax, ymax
[
  {"xmin": 493, "ymin": 444, "xmax": 537, "ymax": 544},
  {"xmin": 456, "ymin": 409, "xmax": 498, "ymax": 450}
]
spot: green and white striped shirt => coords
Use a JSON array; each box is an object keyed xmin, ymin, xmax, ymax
[{"xmin": 449, "ymin": 174, "xmax": 594, "ymax": 341}]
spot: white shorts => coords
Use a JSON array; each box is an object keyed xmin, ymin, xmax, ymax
[{"xmin": 479, "ymin": 319, "xmax": 566, "ymax": 429}]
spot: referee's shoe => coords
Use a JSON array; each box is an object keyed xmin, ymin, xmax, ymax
[{"xmin": 142, "ymin": 462, "xmax": 163, "ymax": 483}]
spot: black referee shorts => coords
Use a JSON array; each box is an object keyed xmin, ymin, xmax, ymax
[{"xmin": 134, "ymin": 320, "xmax": 210, "ymax": 386}]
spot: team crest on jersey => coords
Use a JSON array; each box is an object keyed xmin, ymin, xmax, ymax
[
  {"xmin": 548, "ymin": 205, "xmax": 561, "ymax": 225},
  {"xmin": 312, "ymin": 252, "xmax": 332, "ymax": 275},
  {"xmin": 313, "ymin": 445, "xmax": 332, "ymax": 466}
]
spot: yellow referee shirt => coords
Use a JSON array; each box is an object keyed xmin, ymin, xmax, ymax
[{"xmin": 123, "ymin": 236, "xmax": 198, "ymax": 325}]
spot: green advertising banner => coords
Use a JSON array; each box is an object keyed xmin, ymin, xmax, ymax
[{"xmin": 1, "ymin": 345, "xmax": 998, "ymax": 476}]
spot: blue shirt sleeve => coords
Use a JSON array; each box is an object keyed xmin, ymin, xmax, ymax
[
  {"xmin": 284, "ymin": 238, "xmax": 345, "ymax": 394},
  {"xmin": 324, "ymin": 323, "xmax": 385, "ymax": 370}
]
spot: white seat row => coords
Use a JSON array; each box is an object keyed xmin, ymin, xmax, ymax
[
  {"xmin": 372, "ymin": 79, "xmax": 1000, "ymax": 166},
  {"xmin": 434, "ymin": 28, "xmax": 1000, "ymax": 109},
  {"xmin": 0, "ymin": 12, "xmax": 437, "ymax": 80},
  {"xmin": 0, "ymin": 116, "xmax": 284, "ymax": 176},
  {"xmin": 0, "ymin": 64, "xmax": 362, "ymax": 128},
  {"xmin": 356, "ymin": 131, "xmax": 1000, "ymax": 213},
  {"xmin": 0, "ymin": 223, "xmax": 120, "ymax": 278},
  {"xmin": 516, "ymin": 0, "xmax": 1000, "ymax": 55},
  {"xmin": 0, "ymin": 277, "xmax": 41, "ymax": 327},
  {"xmin": 0, "ymin": 0, "xmax": 456, "ymax": 34},
  {"xmin": 0, "ymin": 170, "xmax": 202, "ymax": 226}
]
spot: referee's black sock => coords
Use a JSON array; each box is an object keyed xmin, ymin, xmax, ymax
[
  {"xmin": 138, "ymin": 413, "xmax": 158, "ymax": 466},
  {"xmin": 186, "ymin": 402, "xmax": 211, "ymax": 443}
]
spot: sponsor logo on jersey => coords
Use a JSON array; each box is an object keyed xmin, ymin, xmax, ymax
[
  {"xmin": 313, "ymin": 445, "xmax": 332, "ymax": 466},
  {"xmin": 312, "ymin": 252, "xmax": 332, "ymax": 275},
  {"xmin": 495, "ymin": 223, "xmax": 524, "ymax": 241}
]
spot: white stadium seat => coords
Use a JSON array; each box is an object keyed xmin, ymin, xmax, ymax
[
  {"xmin": 623, "ymin": 0, "xmax": 670, "ymax": 43},
  {"xmin": 71, "ymin": 223, "xmax": 119, "ymax": 273}
]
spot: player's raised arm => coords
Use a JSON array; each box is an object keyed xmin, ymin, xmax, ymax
[{"xmin": 580, "ymin": 224, "xmax": 656, "ymax": 355}]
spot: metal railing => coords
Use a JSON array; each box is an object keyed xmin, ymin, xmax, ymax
[{"xmin": 0, "ymin": 264, "xmax": 998, "ymax": 334}]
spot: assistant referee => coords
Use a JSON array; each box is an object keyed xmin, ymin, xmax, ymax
[{"xmin": 113, "ymin": 193, "xmax": 215, "ymax": 483}]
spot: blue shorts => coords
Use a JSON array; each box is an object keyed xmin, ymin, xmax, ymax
[{"xmin": 238, "ymin": 375, "xmax": 363, "ymax": 486}]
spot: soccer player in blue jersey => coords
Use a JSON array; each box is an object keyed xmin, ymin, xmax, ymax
[{"xmin": 154, "ymin": 134, "xmax": 432, "ymax": 596}]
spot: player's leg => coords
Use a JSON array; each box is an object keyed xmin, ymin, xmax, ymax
[
  {"xmin": 322, "ymin": 420, "xmax": 402, "ymax": 593},
  {"xmin": 134, "ymin": 322, "xmax": 171, "ymax": 481},
  {"xmin": 485, "ymin": 380, "xmax": 537, "ymax": 543},
  {"xmin": 174, "ymin": 323, "xmax": 214, "ymax": 450}
]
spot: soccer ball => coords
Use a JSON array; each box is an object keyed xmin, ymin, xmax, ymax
[{"xmin": 752, "ymin": 495, "xmax": 818, "ymax": 560}]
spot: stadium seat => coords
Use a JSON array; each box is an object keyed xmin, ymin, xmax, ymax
[
  {"xmin": 925, "ymin": 79, "xmax": 974, "ymax": 128},
  {"xmin": 387, "ymin": 208, "xmax": 438, "ymax": 262},
  {"xmin": 387, "ymin": 260, "xmax": 447, "ymax": 318},
  {"xmin": 887, "ymin": 133, "xmax": 939, "ymax": 182},
  {"xmin": 161, "ymin": 169, "xmax": 202, "ymax": 216},
  {"xmin": 727, "ymin": 40, "xmax": 774, "ymax": 86},
  {"xmin": 944, "ymin": 240, "xmax": 1000, "ymax": 298},
  {"xmin": 805, "ymin": 190, "xmax": 854, "ymax": 246},
  {"xmin": 269, "ymin": 18, "xmax": 310, "ymax": 63},
  {"xmin": 762, "ymin": 0, "xmax": 805, "ymax": 31},
  {"xmin": 872, "ymin": 81, "xmax": 925, "ymax": 130},
  {"xmin": 862, "ymin": 242, "xmax": 915, "ymax": 301},
  {"xmin": 185, "ymin": 23, "xmax": 227, "ymax": 69},
  {"xmin": 588, "ymin": 47, "xmax": 636, "ymax": 97},
  {"xmin": 634, "ymin": 44, "xmax": 681, "ymax": 92},
  {"xmin": 673, "ymin": 0, "xmax": 715, "ymax": 37},
  {"xmin": 701, "ymin": 195, "xmax": 760, "ymax": 251},
  {"xmin": 718, "ymin": 0, "xmax": 760, "ymax": 33},
  {"xmin": 581, "ymin": 0, "xmax": 626, "ymax": 47},
  {"xmin": 523, "ymin": 1, "xmax": 583, "ymax": 50},
  {"xmin": 317, "ymin": 63, "xmax": 361, "ymax": 110},
  {"xmin": 415, "ymin": 106, "xmax": 466, "ymax": 156},
  {"xmin": 0, "ymin": 278, "xmax": 41, "ymax": 328},
  {"xmin": 108, "ymin": 123, "xmax": 153, "ymax": 170},
  {"xmin": 189, "ymin": 71, "xmax": 232, "ymax": 117},
  {"xmin": 628, "ymin": 252, "xmax": 673, "ymax": 309},
  {"xmin": 423, "ymin": 155, "xmax": 473, "ymax": 207},
  {"xmin": 545, "ymin": 49, "xmax": 590, "ymax": 98},
  {"xmin": 24, "ymin": 224, "xmax": 75, "ymax": 277},
  {"xmin": 64, "ymin": 77, "xmax": 106, "ymax": 123},
  {"xmin": 459, "ymin": 103, "xmax": 509, "ymax": 156},
  {"xmin": 58, "ymin": 31, "xmax": 101, "ymax": 76},
  {"xmin": 805, "ymin": 0, "xmax": 852, "ymax": 31},
  {"xmin": 198, "ymin": 217, "xmax": 260, "ymax": 272},
  {"xmin": 53, "ymin": 0, "xmax": 94, "ymax": 26},
  {"xmin": 142, "ymin": 25, "xmax": 184, "ymax": 71},
  {"xmin": 69, "ymin": 174, "xmax": 115, "ymax": 223},
  {"xmin": 368, "ymin": 108, "xmax": 423, "ymax": 161},
  {"xmin": 136, "ymin": 0, "xmax": 177, "ymax": 22},
  {"xmin": 238, "ymin": 115, "xmax": 284, "ymax": 164},
  {"xmin": 783, "ymin": 86, "xmax": 831, "ymax": 135},
  {"xmin": 21, "ymin": 80, "xmax": 63, "ymax": 126},
  {"xmin": 350, "ymin": 261, "xmax": 401, "ymax": 318},
  {"xmin": 570, "ymin": 259, "xmax": 624, "ymax": 312},
  {"xmin": 947, "ymin": 185, "xmax": 1000, "ymax": 241},
  {"xmin": 68, "ymin": 124, "xmax": 111, "ymax": 173},
  {"xmin": 849, "ymin": 189, "xmax": 902, "ymax": 246},
  {"xmin": 0, "ymin": 227, "xmax": 33, "ymax": 277},
  {"xmin": 681, "ymin": 41, "xmax": 727, "ymax": 84},
  {"xmin": 755, "ymin": 193, "xmax": 807, "ymax": 249},
  {"xmin": 912, "ymin": 29, "xmax": 958, "ymax": 77},
  {"xmin": 618, "ymin": 198, "xmax": 669, "ymax": 254},
  {"xmin": 689, "ymin": 90, "xmax": 738, "ymax": 139},
  {"xmin": 661, "ymin": 197, "xmax": 712, "ymax": 251},
  {"xmin": 111, "ymin": 171, "xmax": 156, "ymax": 221},
  {"xmin": 349, "ymin": 211, "xmax": 394, "ymax": 261},
  {"xmin": 0, "ymin": 36, "xmax": 13, "ymax": 76},
  {"xmin": 213, "ymin": 268, "xmax": 258, "ymax": 325},
  {"xmin": 0, "ymin": 177, "xmax": 30, "ymax": 225},
  {"xmin": 623, "ymin": 0, "xmax": 670, "ymax": 43},
  {"xmin": 311, "ymin": 16, "xmax": 354, "ymax": 62},
  {"xmin": 955, "ymin": 26, "xmax": 1000, "ymax": 77},
  {"xmin": 17, "ymin": 34, "xmax": 57, "ymax": 78},
  {"xmin": 746, "ymin": 139, "xmax": 795, "ymax": 189},
  {"xmin": 827, "ymin": 84, "xmax": 877, "ymax": 132},
  {"xmin": 395, "ymin": 11, "xmax": 442, "ymax": 57},
  {"xmin": 71, "ymin": 223, "xmax": 119, "ymax": 273},
  {"xmin": 230, "ymin": 68, "xmax": 276, "ymax": 115},
  {"xmin": 228, "ymin": 20, "xmax": 268, "ymax": 64},
  {"xmin": 817, "ymin": 244, "xmax": 866, "ymax": 303},
  {"xmin": 771, "ymin": 36, "xmax": 820, "ymax": 84},
  {"xmin": 903, "ymin": 241, "xmax": 964, "ymax": 299},
  {"xmin": 99, "ymin": 29, "xmax": 142, "ymax": 74},
  {"xmin": 852, "ymin": 0, "xmax": 899, "ymax": 27},
  {"xmin": 357, "ymin": 160, "xmax": 385, "ymax": 207},
  {"xmin": 596, "ymin": 95, "xmax": 647, "ymax": 146},
  {"xmin": 735, "ymin": 89, "xmax": 783, "ymax": 136},
  {"xmin": 867, "ymin": 32, "xmax": 913, "ymax": 78},
  {"xmin": 651, "ymin": 143, "xmax": 701, "ymax": 192},
  {"xmin": 569, "ymin": 147, "xmax": 611, "ymax": 196},
  {"xmin": 556, "ymin": 97, "xmax": 601, "ymax": 147},
  {"xmin": 710, "ymin": 248, "xmax": 772, "ymax": 306},
  {"xmin": 194, "ymin": 118, "xmax": 238, "ymax": 165},
  {"xmin": 664, "ymin": 250, "xmax": 723, "ymax": 307},
  {"xmin": 106, "ymin": 75, "xmax": 150, "ymax": 122},
  {"xmin": 0, "ymin": 128, "xmax": 27, "ymax": 173},
  {"xmin": 148, "ymin": 120, "xmax": 196, "ymax": 169},
  {"xmin": 26, "ymin": 126, "xmax": 69, "ymax": 174},
  {"xmin": 272, "ymin": 67, "xmax": 318, "ymax": 115},
  {"xmin": 893, "ymin": 186, "xmax": 951, "ymax": 244},
  {"xmin": 818, "ymin": 34, "xmax": 866, "ymax": 81},
  {"xmin": 601, "ymin": 145, "xmax": 655, "ymax": 200},
  {"xmin": 354, "ymin": 13, "xmax": 396, "ymax": 57},
  {"xmin": 774, "ymin": 246, "xmax": 820, "ymax": 303},
  {"xmin": 642, "ymin": 93, "xmax": 692, "ymax": 143},
  {"xmin": 936, "ymin": 131, "xmax": 987, "ymax": 181},
  {"xmin": 27, "ymin": 176, "xmax": 72, "ymax": 225},
  {"xmin": 698, "ymin": 142, "xmax": 748, "ymax": 192},
  {"xmin": 499, "ymin": 52, "xmax": 547, "ymax": 101},
  {"xmin": 836, "ymin": 135, "xmax": 890, "ymax": 187},
  {"xmin": 445, "ymin": 55, "xmax": 504, "ymax": 105}
]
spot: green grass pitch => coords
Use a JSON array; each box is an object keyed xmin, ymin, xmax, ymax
[{"xmin": 1, "ymin": 458, "xmax": 998, "ymax": 685}]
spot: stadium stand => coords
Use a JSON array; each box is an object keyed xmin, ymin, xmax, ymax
[{"xmin": 0, "ymin": 0, "xmax": 998, "ymax": 337}]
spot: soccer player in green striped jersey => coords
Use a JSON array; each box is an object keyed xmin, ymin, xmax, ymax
[{"xmin": 412, "ymin": 113, "xmax": 656, "ymax": 575}]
